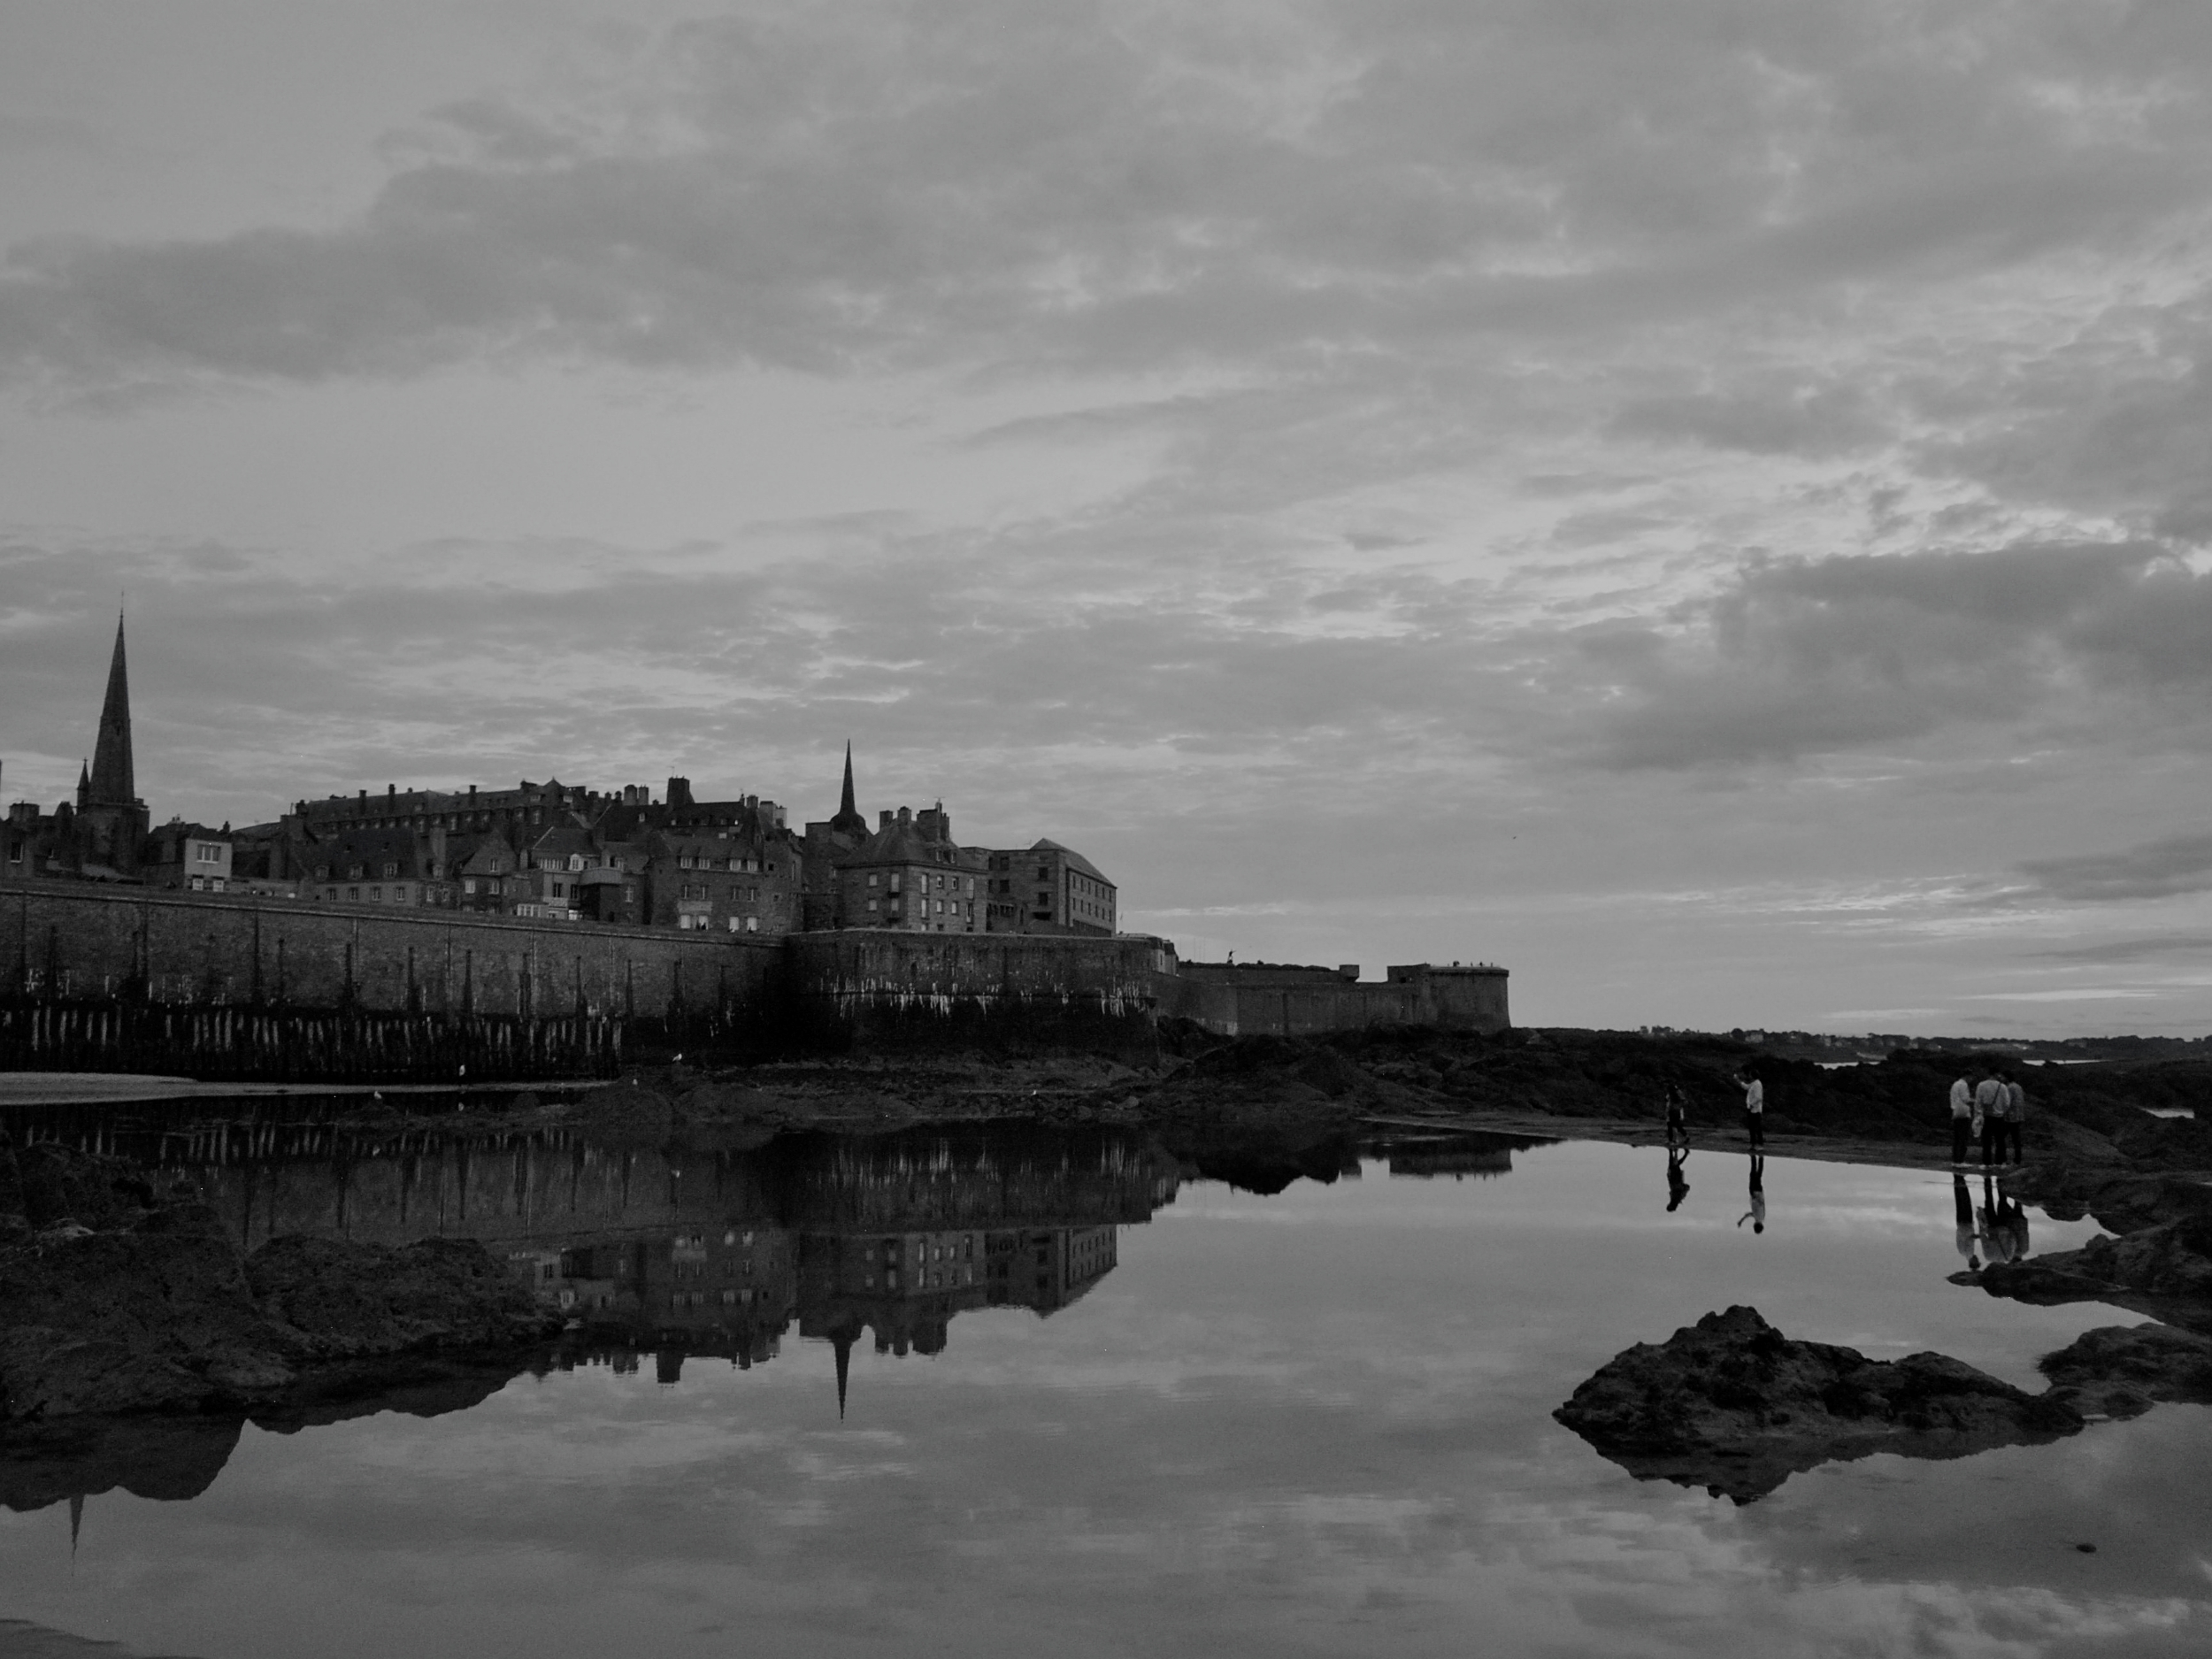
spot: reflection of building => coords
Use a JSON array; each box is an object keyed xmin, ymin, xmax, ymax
[{"xmin": 92, "ymin": 1113, "xmax": 1171, "ymax": 1399}]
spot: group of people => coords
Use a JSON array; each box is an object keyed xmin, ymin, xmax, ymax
[{"xmin": 1949, "ymin": 1065, "xmax": 2027, "ymax": 1167}]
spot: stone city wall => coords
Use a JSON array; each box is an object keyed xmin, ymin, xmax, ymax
[
  {"xmin": 0, "ymin": 879, "xmax": 775, "ymax": 1018},
  {"xmin": 780, "ymin": 929, "xmax": 1177, "ymax": 1056},
  {"xmin": 1159, "ymin": 963, "xmax": 1510, "ymax": 1037}
]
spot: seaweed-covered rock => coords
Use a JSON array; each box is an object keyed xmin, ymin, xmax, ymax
[
  {"xmin": 1555, "ymin": 1306, "xmax": 2083, "ymax": 1503},
  {"xmin": 249, "ymin": 1234, "xmax": 556, "ymax": 1359},
  {"xmin": 0, "ymin": 1202, "xmax": 293, "ymax": 1418},
  {"xmin": 0, "ymin": 1147, "xmax": 557, "ymax": 1422}
]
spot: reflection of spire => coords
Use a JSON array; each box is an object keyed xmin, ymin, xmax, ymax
[
  {"xmin": 69, "ymin": 1493, "xmax": 83, "ymax": 1557},
  {"xmin": 833, "ymin": 1327, "xmax": 854, "ymax": 1419}
]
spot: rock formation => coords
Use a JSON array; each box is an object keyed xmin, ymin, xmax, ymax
[{"xmin": 1554, "ymin": 1306, "xmax": 2084, "ymax": 1503}]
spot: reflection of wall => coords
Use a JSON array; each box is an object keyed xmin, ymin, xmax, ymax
[{"xmin": 111, "ymin": 1118, "xmax": 1169, "ymax": 1379}]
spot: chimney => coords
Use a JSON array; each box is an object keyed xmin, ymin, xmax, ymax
[
  {"xmin": 666, "ymin": 776, "xmax": 694, "ymax": 810},
  {"xmin": 897, "ymin": 805, "xmax": 910, "ymax": 826},
  {"xmin": 879, "ymin": 810, "xmax": 893, "ymax": 828}
]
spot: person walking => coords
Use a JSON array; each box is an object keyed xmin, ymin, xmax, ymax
[
  {"xmin": 1739, "ymin": 1068, "xmax": 1765, "ymax": 1151},
  {"xmin": 1948, "ymin": 1069, "xmax": 1975, "ymax": 1166},
  {"xmin": 1663, "ymin": 1083, "xmax": 1689, "ymax": 1149},
  {"xmin": 1982, "ymin": 1066, "xmax": 2017, "ymax": 1168}
]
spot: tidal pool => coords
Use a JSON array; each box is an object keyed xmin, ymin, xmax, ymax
[{"xmin": 2, "ymin": 1120, "xmax": 2205, "ymax": 1659}]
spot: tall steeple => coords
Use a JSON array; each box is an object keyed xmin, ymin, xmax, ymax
[
  {"xmin": 830, "ymin": 741, "xmax": 866, "ymax": 837},
  {"xmin": 87, "ymin": 613, "xmax": 136, "ymax": 807}
]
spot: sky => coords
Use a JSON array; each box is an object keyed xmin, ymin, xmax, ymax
[{"xmin": 4, "ymin": 0, "xmax": 2212, "ymax": 1037}]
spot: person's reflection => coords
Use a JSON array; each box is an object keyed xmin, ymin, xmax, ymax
[
  {"xmin": 1978, "ymin": 1176, "xmax": 2017, "ymax": 1267},
  {"xmin": 1980, "ymin": 1176, "xmax": 2029, "ymax": 1267},
  {"xmin": 1665, "ymin": 1144, "xmax": 1690, "ymax": 1212},
  {"xmin": 1954, "ymin": 1173, "xmax": 1981, "ymax": 1271},
  {"xmin": 1736, "ymin": 1154, "xmax": 1766, "ymax": 1233}
]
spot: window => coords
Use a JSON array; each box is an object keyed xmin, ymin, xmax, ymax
[
  {"xmin": 369, "ymin": 886, "xmax": 382, "ymax": 901},
  {"xmin": 570, "ymin": 854, "xmax": 585, "ymax": 872},
  {"xmin": 349, "ymin": 865, "xmax": 364, "ymax": 879},
  {"xmin": 383, "ymin": 862, "xmax": 398, "ymax": 878},
  {"xmin": 746, "ymin": 916, "xmax": 758, "ymax": 933},
  {"xmin": 550, "ymin": 880, "xmax": 565, "ymax": 899},
  {"xmin": 194, "ymin": 842, "xmax": 222, "ymax": 864},
  {"xmin": 463, "ymin": 878, "xmax": 477, "ymax": 895},
  {"xmin": 348, "ymin": 887, "xmax": 360, "ymax": 902},
  {"xmin": 867, "ymin": 873, "xmax": 879, "ymax": 887},
  {"xmin": 866, "ymin": 898, "xmax": 879, "ymax": 912},
  {"xmin": 681, "ymin": 883, "xmax": 708, "ymax": 901}
]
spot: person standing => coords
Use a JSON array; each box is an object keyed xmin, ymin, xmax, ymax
[
  {"xmin": 1739, "ymin": 1068, "xmax": 1765, "ymax": 1151},
  {"xmin": 1663, "ymin": 1083, "xmax": 1689, "ymax": 1149},
  {"xmin": 2001, "ymin": 1072, "xmax": 2028, "ymax": 1165},
  {"xmin": 1982, "ymin": 1066, "xmax": 2017, "ymax": 1168},
  {"xmin": 1948, "ymin": 1069, "xmax": 1975, "ymax": 1165}
]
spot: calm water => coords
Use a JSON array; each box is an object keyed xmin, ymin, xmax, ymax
[{"xmin": 2, "ymin": 1114, "xmax": 2206, "ymax": 1659}]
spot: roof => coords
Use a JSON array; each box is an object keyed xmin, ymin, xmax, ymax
[
  {"xmin": 840, "ymin": 818, "xmax": 966, "ymax": 869},
  {"xmin": 1030, "ymin": 838, "xmax": 1111, "ymax": 885}
]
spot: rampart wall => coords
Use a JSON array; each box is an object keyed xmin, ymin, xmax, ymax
[
  {"xmin": 1156, "ymin": 964, "xmax": 1509, "ymax": 1037},
  {"xmin": 1, "ymin": 879, "xmax": 774, "ymax": 1018},
  {"xmin": 780, "ymin": 929, "xmax": 1175, "ymax": 1056},
  {"xmin": 0, "ymin": 879, "xmax": 1509, "ymax": 1078}
]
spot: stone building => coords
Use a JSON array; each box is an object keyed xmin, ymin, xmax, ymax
[
  {"xmin": 835, "ymin": 804, "xmax": 988, "ymax": 933},
  {"xmin": 986, "ymin": 839, "xmax": 1117, "ymax": 935},
  {"xmin": 144, "ymin": 821, "xmax": 234, "ymax": 894}
]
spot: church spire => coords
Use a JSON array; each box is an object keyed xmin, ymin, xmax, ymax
[
  {"xmin": 833, "ymin": 1327, "xmax": 854, "ymax": 1420},
  {"xmin": 87, "ymin": 612, "xmax": 135, "ymax": 807},
  {"xmin": 830, "ymin": 741, "xmax": 866, "ymax": 837}
]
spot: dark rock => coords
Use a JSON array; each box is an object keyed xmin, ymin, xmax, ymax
[
  {"xmin": 249, "ymin": 1234, "xmax": 558, "ymax": 1359},
  {"xmin": 1555, "ymin": 1306, "xmax": 2083, "ymax": 1503},
  {"xmin": 2038, "ymin": 1324, "xmax": 2212, "ymax": 1420},
  {"xmin": 0, "ymin": 1146, "xmax": 557, "ymax": 1422},
  {"xmin": 0, "ymin": 1414, "xmax": 244, "ymax": 1511},
  {"xmin": 1968, "ymin": 1215, "xmax": 2212, "ymax": 1332},
  {"xmin": 0, "ymin": 1202, "xmax": 292, "ymax": 1418}
]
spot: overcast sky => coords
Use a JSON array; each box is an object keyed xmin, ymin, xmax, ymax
[{"xmin": 4, "ymin": 1, "xmax": 2212, "ymax": 1036}]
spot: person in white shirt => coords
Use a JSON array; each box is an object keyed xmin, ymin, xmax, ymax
[
  {"xmin": 1948, "ymin": 1073, "xmax": 1975, "ymax": 1165},
  {"xmin": 1739, "ymin": 1069, "xmax": 1765, "ymax": 1151}
]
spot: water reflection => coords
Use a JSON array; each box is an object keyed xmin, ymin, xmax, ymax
[
  {"xmin": 1664, "ymin": 1145, "xmax": 1689, "ymax": 1212},
  {"xmin": 1949, "ymin": 1172, "xmax": 2032, "ymax": 1274},
  {"xmin": 1736, "ymin": 1152, "xmax": 1766, "ymax": 1233}
]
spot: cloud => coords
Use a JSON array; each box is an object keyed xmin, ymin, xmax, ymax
[
  {"xmin": 1578, "ymin": 541, "xmax": 2212, "ymax": 768},
  {"xmin": 2017, "ymin": 831, "xmax": 2212, "ymax": 902},
  {"xmin": 5, "ymin": 0, "xmax": 2212, "ymax": 404},
  {"xmin": 2033, "ymin": 934, "xmax": 2212, "ymax": 963}
]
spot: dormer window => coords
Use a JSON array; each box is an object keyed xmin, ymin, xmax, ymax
[
  {"xmin": 349, "ymin": 864, "xmax": 364, "ymax": 879},
  {"xmin": 383, "ymin": 862, "xmax": 399, "ymax": 878}
]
